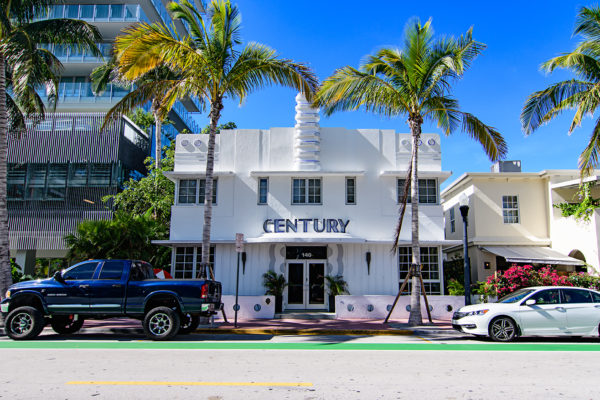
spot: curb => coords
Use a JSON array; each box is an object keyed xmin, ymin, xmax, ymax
[{"xmin": 193, "ymin": 328, "xmax": 415, "ymax": 336}]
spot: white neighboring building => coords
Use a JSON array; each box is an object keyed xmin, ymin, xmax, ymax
[
  {"xmin": 157, "ymin": 94, "xmax": 455, "ymax": 311},
  {"xmin": 441, "ymin": 161, "xmax": 596, "ymax": 284}
]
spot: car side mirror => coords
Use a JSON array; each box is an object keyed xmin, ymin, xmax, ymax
[
  {"xmin": 54, "ymin": 271, "xmax": 65, "ymax": 284},
  {"xmin": 525, "ymin": 299, "xmax": 536, "ymax": 306}
]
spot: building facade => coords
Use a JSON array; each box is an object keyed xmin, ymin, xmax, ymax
[
  {"xmin": 157, "ymin": 94, "xmax": 455, "ymax": 311},
  {"xmin": 441, "ymin": 162, "xmax": 594, "ymax": 285},
  {"xmin": 9, "ymin": 0, "xmax": 204, "ymax": 273}
]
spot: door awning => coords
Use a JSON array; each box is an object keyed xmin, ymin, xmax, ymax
[{"xmin": 481, "ymin": 246, "xmax": 584, "ymax": 266}]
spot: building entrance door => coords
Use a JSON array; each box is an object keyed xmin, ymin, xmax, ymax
[{"xmin": 285, "ymin": 261, "xmax": 326, "ymax": 310}]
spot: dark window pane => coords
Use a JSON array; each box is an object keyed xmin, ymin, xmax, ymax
[
  {"xmin": 562, "ymin": 289, "xmax": 592, "ymax": 304},
  {"xmin": 199, "ymin": 178, "xmax": 217, "ymax": 204},
  {"xmin": 80, "ymin": 5, "xmax": 93, "ymax": 18},
  {"xmin": 258, "ymin": 178, "xmax": 268, "ymax": 204},
  {"xmin": 63, "ymin": 262, "xmax": 98, "ymax": 280},
  {"xmin": 26, "ymin": 164, "xmax": 47, "ymax": 199},
  {"xmin": 529, "ymin": 289, "xmax": 560, "ymax": 305},
  {"xmin": 99, "ymin": 261, "xmax": 125, "ymax": 280},
  {"xmin": 109, "ymin": 4, "xmax": 123, "ymax": 19},
  {"xmin": 89, "ymin": 164, "xmax": 112, "ymax": 186},
  {"xmin": 178, "ymin": 179, "xmax": 197, "ymax": 204},
  {"xmin": 7, "ymin": 164, "xmax": 26, "ymax": 200},
  {"xmin": 66, "ymin": 4, "xmax": 79, "ymax": 18},
  {"xmin": 68, "ymin": 163, "xmax": 88, "ymax": 187},
  {"xmin": 95, "ymin": 5, "xmax": 109, "ymax": 19}
]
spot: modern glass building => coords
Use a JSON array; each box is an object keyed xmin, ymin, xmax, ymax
[{"xmin": 9, "ymin": 0, "xmax": 205, "ymax": 275}]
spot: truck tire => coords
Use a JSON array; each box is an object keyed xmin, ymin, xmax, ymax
[
  {"xmin": 178, "ymin": 314, "xmax": 200, "ymax": 334},
  {"xmin": 50, "ymin": 316, "xmax": 85, "ymax": 335},
  {"xmin": 5, "ymin": 306, "xmax": 45, "ymax": 340},
  {"xmin": 143, "ymin": 306, "xmax": 180, "ymax": 340}
]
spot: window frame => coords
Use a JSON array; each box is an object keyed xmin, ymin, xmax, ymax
[
  {"xmin": 449, "ymin": 207, "xmax": 455, "ymax": 233},
  {"xmin": 398, "ymin": 246, "xmax": 441, "ymax": 295},
  {"xmin": 397, "ymin": 178, "xmax": 439, "ymax": 205},
  {"xmin": 199, "ymin": 178, "xmax": 218, "ymax": 205},
  {"xmin": 502, "ymin": 195, "xmax": 520, "ymax": 224},
  {"xmin": 345, "ymin": 177, "xmax": 356, "ymax": 205},
  {"xmin": 258, "ymin": 177, "xmax": 269, "ymax": 205},
  {"xmin": 178, "ymin": 179, "xmax": 198, "ymax": 205},
  {"xmin": 172, "ymin": 246, "xmax": 216, "ymax": 279},
  {"xmin": 291, "ymin": 177, "xmax": 322, "ymax": 205}
]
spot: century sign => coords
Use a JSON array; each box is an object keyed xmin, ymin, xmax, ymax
[{"xmin": 263, "ymin": 218, "xmax": 350, "ymax": 233}]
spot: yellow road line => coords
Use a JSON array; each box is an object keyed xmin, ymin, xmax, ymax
[
  {"xmin": 67, "ymin": 381, "xmax": 313, "ymax": 387},
  {"xmin": 415, "ymin": 336, "xmax": 432, "ymax": 343}
]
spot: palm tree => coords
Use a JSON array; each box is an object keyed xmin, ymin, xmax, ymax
[
  {"xmin": 521, "ymin": 5, "xmax": 600, "ymax": 176},
  {"xmin": 314, "ymin": 19, "xmax": 507, "ymax": 326},
  {"xmin": 93, "ymin": 59, "xmax": 178, "ymax": 169},
  {"xmin": 111, "ymin": 0, "xmax": 318, "ymax": 279},
  {"xmin": 0, "ymin": 0, "xmax": 100, "ymax": 297}
]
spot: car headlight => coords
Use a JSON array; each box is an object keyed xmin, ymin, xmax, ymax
[
  {"xmin": 4, "ymin": 290, "xmax": 10, "ymax": 299},
  {"xmin": 464, "ymin": 309, "xmax": 489, "ymax": 316}
]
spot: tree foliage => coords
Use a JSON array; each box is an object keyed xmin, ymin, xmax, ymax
[
  {"xmin": 521, "ymin": 5, "xmax": 600, "ymax": 176},
  {"xmin": 554, "ymin": 182, "xmax": 600, "ymax": 221},
  {"xmin": 64, "ymin": 212, "xmax": 171, "ymax": 267}
]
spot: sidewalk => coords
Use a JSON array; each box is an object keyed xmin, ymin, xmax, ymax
[{"xmin": 77, "ymin": 317, "xmax": 454, "ymax": 336}]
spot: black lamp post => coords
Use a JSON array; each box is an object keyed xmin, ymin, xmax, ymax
[{"xmin": 459, "ymin": 196, "xmax": 471, "ymax": 306}]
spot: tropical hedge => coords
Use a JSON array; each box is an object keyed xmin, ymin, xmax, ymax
[{"xmin": 484, "ymin": 265, "xmax": 600, "ymax": 298}]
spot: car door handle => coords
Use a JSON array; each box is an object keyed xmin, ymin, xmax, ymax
[
  {"xmin": 112, "ymin": 284, "xmax": 122, "ymax": 288},
  {"xmin": 555, "ymin": 307, "xmax": 566, "ymax": 312},
  {"xmin": 79, "ymin": 284, "xmax": 89, "ymax": 289}
]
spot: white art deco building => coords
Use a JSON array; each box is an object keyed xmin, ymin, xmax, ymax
[{"xmin": 158, "ymin": 94, "xmax": 455, "ymax": 312}]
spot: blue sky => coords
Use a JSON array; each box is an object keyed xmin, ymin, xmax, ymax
[{"xmin": 192, "ymin": 1, "xmax": 594, "ymax": 188}]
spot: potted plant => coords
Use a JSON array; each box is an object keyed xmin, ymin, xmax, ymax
[
  {"xmin": 325, "ymin": 275, "xmax": 349, "ymax": 312},
  {"xmin": 262, "ymin": 271, "xmax": 287, "ymax": 313}
]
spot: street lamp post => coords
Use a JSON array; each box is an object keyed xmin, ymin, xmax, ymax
[{"xmin": 459, "ymin": 195, "xmax": 471, "ymax": 306}]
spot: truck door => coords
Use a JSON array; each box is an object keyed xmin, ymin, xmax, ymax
[
  {"xmin": 88, "ymin": 260, "xmax": 126, "ymax": 314},
  {"xmin": 46, "ymin": 261, "xmax": 99, "ymax": 313}
]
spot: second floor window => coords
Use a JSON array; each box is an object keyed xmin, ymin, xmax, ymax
[
  {"xmin": 502, "ymin": 195, "xmax": 519, "ymax": 224},
  {"xmin": 346, "ymin": 177, "xmax": 356, "ymax": 205},
  {"xmin": 292, "ymin": 178, "xmax": 321, "ymax": 204},
  {"xmin": 178, "ymin": 178, "xmax": 217, "ymax": 205},
  {"xmin": 449, "ymin": 207, "xmax": 455, "ymax": 233},
  {"xmin": 397, "ymin": 178, "xmax": 438, "ymax": 204},
  {"xmin": 258, "ymin": 177, "xmax": 268, "ymax": 205}
]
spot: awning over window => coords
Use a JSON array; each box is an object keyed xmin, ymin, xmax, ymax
[{"xmin": 481, "ymin": 246, "xmax": 584, "ymax": 266}]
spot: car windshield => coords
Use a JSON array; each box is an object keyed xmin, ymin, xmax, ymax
[{"xmin": 497, "ymin": 288, "xmax": 536, "ymax": 303}]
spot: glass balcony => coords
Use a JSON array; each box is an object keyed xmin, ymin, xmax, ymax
[
  {"xmin": 42, "ymin": 4, "xmax": 149, "ymax": 23},
  {"xmin": 37, "ymin": 78, "xmax": 130, "ymax": 104},
  {"xmin": 40, "ymin": 43, "xmax": 112, "ymax": 63},
  {"xmin": 172, "ymin": 101, "xmax": 200, "ymax": 133}
]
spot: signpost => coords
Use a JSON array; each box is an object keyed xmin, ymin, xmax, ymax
[{"xmin": 234, "ymin": 233, "xmax": 244, "ymax": 328}]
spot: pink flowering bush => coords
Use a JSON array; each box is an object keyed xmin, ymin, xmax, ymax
[{"xmin": 485, "ymin": 264, "xmax": 599, "ymax": 298}]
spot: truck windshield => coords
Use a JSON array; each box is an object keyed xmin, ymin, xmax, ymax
[{"xmin": 130, "ymin": 261, "xmax": 156, "ymax": 281}]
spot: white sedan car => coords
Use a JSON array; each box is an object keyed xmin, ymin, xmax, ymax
[{"xmin": 452, "ymin": 286, "xmax": 600, "ymax": 341}]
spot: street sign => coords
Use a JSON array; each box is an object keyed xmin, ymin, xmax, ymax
[{"xmin": 235, "ymin": 233, "xmax": 244, "ymax": 253}]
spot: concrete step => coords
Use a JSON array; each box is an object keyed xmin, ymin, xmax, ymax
[{"xmin": 275, "ymin": 311, "xmax": 336, "ymax": 320}]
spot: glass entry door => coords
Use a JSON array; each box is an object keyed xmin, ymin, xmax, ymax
[{"xmin": 285, "ymin": 261, "xmax": 326, "ymax": 310}]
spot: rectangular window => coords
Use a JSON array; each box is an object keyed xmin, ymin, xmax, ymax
[
  {"xmin": 109, "ymin": 4, "xmax": 124, "ymax": 20},
  {"xmin": 47, "ymin": 164, "xmax": 67, "ymax": 200},
  {"xmin": 95, "ymin": 4, "xmax": 109, "ymax": 20},
  {"xmin": 346, "ymin": 177, "xmax": 356, "ymax": 205},
  {"xmin": 124, "ymin": 4, "xmax": 138, "ymax": 20},
  {"xmin": 66, "ymin": 4, "xmax": 79, "ymax": 18},
  {"xmin": 258, "ymin": 177, "xmax": 268, "ymax": 205},
  {"xmin": 398, "ymin": 247, "xmax": 441, "ymax": 295},
  {"xmin": 397, "ymin": 179, "xmax": 438, "ymax": 204},
  {"xmin": 449, "ymin": 207, "xmax": 455, "ymax": 233},
  {"xmin": 174, "ymin": 247, "xmax": 194, "ymax": 279},
  {"xmin": 68, "ymin": 163, "xmax": 88, "ymax": 187},
  {"xmin": 7, "ymin": 164, "xmax": 26, "ymax": 200},
  {"xmin": 26, "ymin": 164, "xmax": 47, "ymax": 200},
  {"xmin": 292, "ymin": 178, "xmax": 321, "ymax": 204},
  {"xmin": 195, "ymin": 246, "xmax": 216, "ymax": 278},
  {"xmin": 89, "ymin": 164, "xmax": 112, "ymax": 187},
  {"xmin": 502, "ymin": 195, "xmax": 519, "ymax": 224},
  {"xmin": 79, "ymin": 5, "xmax": 94, "ymax": 19},
  {"xmin": 178, "ymin": 179, "xmax": 197, "ymax": 204},
  {"xmin": 199, "ymin": 178, "xmax": 217, "ymax": 204}
]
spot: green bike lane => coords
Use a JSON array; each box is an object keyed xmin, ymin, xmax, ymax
[{"xmin": 1, "ymin": 340, "xmax": 600, "ymax": 351}]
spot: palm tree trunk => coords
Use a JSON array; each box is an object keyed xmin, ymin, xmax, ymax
[
  {"xmin": 0, "ymin": 53, "xmax": 12, "ymax": 300},
  {"xmin": 408, "ymin": 115, "xmax": 423, "ymax": 326},
  {"xmin": 200, "ymin": 99, "xmax": 223, "ymax": 280},
  {"xmin": 153, "ymin": 107, "xmax": 162, "ymax": 170}
]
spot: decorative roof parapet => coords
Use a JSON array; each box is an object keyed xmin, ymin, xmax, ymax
[{"xmin": 294, "ymin": 92, "xmax": 320, "ymax": 171}]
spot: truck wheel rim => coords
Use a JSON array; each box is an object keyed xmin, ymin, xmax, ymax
[
  {"xmin": 11, "ymin": 313, "xmax": 33, "ymax": 335},
  {"xmin": 149, "ymin": 313, "xmax": 171, "ymax": 335}
]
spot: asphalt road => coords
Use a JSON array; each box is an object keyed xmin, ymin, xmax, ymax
[{"xmin": 1, "ymin": 332, "xmax": 600, "ymax": 399}]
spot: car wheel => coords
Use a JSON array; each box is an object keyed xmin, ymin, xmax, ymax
[
  {"xmin": 143, "ymin": 306, "xmax": 180, "ymax": 341},
  {"xmin": 178, "ymin": 314, "xmax": 200, "ymax": 335},
  {"xmin": 5, "ymin": 306, "xmax": 45, "ymax": 340},
  {"xmin": 50, "ymin": 316, "xmax": 85, "ymax": 335},
  {"xmin": 489, "ymin": 316, "xmax": 518, "ymax": 342}
]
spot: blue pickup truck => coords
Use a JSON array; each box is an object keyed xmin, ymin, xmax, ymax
[{"xmin": 1, "ymin": 259, "xmax": 222, "ymax": 340}]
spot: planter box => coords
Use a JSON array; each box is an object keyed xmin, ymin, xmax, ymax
[
  {"xmin": 335, "ymin": 295, "xmax": 466, "ymax": 320},
  {"xmin": 214, "ymin": 295, "xmax": 275, "ymax": 320}
]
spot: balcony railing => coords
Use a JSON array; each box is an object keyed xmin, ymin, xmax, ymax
[
  {"xmin": 173, "ymin": 101, "xmax": 200, "ymax": 133},
  {"xmin": 37, "ymin": 81, "xmax": 130, "ymax": 104},
  {"xmin": 40, "ymin": 43, "xmax": 112, "ymax": 64},
  {"xmin": 41, "ymin": 4, "xmax": 149, "ymax": 23}
]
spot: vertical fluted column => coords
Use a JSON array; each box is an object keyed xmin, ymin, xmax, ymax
[{"xmin": 294, "ymin": 93, "xmax": 320, "ymax": 171}]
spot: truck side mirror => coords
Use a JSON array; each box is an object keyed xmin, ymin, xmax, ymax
[{"xmin": 54, "ymin": 270, "xmax": 65, "ymax": 284}]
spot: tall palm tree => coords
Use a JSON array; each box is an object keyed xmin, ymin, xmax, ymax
[
  {"xmin": 0, "ymin": 0, "xmax": 100, "ymax": 297},
  {"xmin": 315, "ymin": 19, "xmax": 507, "ymax": 326},
  {"xmin": 521, "ymin": 5, "xmax": 600, "ymax": 176},
  {"xmin": 111, "ymin": 0, "xmax": 318, "ymax": 279},
  {"xmin": 94, "ymin": 59, "xmax": 178, "ymax": 169}
]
